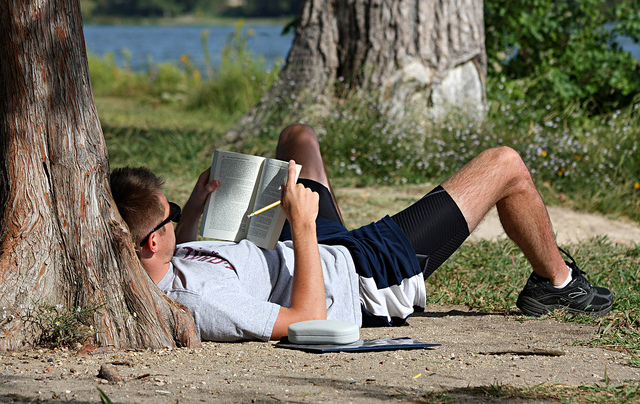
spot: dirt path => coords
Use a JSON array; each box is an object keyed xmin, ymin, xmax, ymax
[
  {"xmin": 1, "ymin": 190, "xmax": 638, "ymax": 403},
  {"xmin": 335, "ymin": 185, "xmax": 640, "ymax": 246},
  {"xmin": 472, "ymin": 205, "xmax": 640, "ymax": 245}
]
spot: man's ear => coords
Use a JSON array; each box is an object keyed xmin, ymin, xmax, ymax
[
  {"xmin": 146, "ymin": 232, "xmax": 160, "ymax": 254},
  {"xmin": 139, "ymin": 232, "xmax": 159, "ymax": 255}
]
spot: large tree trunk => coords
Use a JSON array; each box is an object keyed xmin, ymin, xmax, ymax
[
  {"xmin": 228, "ymin": 0, "xmax": 486, "ymax": 142},
  {"xmin": 0, "ymin": 0, "xmax": 200, "ymax": 350}
]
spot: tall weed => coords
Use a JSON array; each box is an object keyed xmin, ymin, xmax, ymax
[{"xmin": 187, "ymin": 22, "xmax": 280, "ymax": 118}]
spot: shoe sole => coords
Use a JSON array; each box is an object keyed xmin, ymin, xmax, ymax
[{"xmin": 516, "ymin": 296, "xmax": 612, "ymax": 317}]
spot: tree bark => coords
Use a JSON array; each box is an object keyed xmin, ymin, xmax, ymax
[
  {"xmin": 228, "ymin": 0, "xmax": 486, "ymax": 142},
  {"xmin": 0, "ymin": 0, "xmax": 200, "ymax": 350}
]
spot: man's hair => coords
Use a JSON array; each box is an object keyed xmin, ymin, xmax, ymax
[{"xmin": 110, "ymin": 166, "xmax": 166, "ymax": 246}]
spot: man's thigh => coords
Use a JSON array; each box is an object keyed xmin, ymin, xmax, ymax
[{"xmin": 390, "ymin": 186, "xmax": 470, "ymax": 278}]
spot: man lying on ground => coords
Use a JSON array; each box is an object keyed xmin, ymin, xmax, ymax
[{"xmin": 110, "ymin": 123, "xmax": 613, "ymax": 341}]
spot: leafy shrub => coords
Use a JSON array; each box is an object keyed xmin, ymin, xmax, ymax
[
  {"xmin": 90, "ymin": 19, "xmax": 639, "ymax": 221},
  {"xmin": 88, "ymin": 49, "xmax": 192, "ymax": 101},
  {"xmin": 485, "ymin": 0, "xmax": 640, "ymax": 114}
]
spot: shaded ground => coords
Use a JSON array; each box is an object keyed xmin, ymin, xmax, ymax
[
  {"xmin": 1, "ymin": 306, "xmax": 637, "ymax": 403},
  {"xmin": 1, "ymin": 186, "xmax": 638, "ymax": 403}
]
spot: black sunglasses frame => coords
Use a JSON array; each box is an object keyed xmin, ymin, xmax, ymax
[{"xmin": 139, "ymin": 202, "xmax": 182, "ymax": 246}]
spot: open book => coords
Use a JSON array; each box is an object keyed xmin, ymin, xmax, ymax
[{"xmin": 199, "ymin": 150, "xmax": 301, "ymax": 249}]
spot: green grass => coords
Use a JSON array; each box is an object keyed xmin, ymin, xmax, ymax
[{"xmin": 427, "ymin": 237, "xmax": 640, "ymax": 365}]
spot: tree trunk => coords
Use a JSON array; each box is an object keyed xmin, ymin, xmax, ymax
[
  {"xmin": 0, "ymin": 0, "xmax": 200, "ymax": 350},
  {"xmin": 228, "ymin": 0, "xmax": 486, "ymax": 142}
]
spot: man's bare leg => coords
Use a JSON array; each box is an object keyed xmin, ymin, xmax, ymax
[
  {"xmin": 276, "ymin": 123, "xmax": 345, "ymax": 225},
  {"xmin": 276, "ymin": 127, "xmax": 567, "ymax": 283},
  {"xmin": 441, "ymin": 146, "xmax": 569, "ymax": 285}
]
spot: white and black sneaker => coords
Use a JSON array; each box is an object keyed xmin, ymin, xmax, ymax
[{"xmin": 516, "ymin": 248, "xmax": 613, "ymax": 316}]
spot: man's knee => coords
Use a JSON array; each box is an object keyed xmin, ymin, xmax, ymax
[
  {"xmin": 481, "ymin": 146, "xmax": 528, "ymax": 173},
  {"xmin": 278, "ymin": 123, "xmax": 318, "ymax": 147},
  {"xmin": 479, "ymin": 146, "xmax": 533, "ymax": 189},
  {"xmin": 276, "ymin": 123, "xmax": 323, "ymax": 164}
]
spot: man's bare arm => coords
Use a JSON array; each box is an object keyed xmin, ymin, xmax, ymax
[
  {"xmin": 270, "ymin": 160, "xmax": 326, "ymax": 340},
  {"xmin": 175, "ymin": 169, "xmax": 219, "ymax": 244}
]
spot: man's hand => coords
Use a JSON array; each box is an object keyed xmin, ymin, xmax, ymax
[
  {"xmin": 271, "ymin": 160, "xmax": 326, "ymax": 340},
  {"xmin": 280, "ymin": 160, "xmax": 319, "ymax": 227},
  {"xmin": 175, "ymin": 169, "xmax": 219, "ymax": 244}
]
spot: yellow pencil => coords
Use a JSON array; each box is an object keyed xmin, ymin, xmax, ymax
[{"xmin": 247, "ymin": 200, "xmax": 281, "ymax": 218}]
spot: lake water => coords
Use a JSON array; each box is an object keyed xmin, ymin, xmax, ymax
[
  {"xmin": 617, "ymin": 35, "xmax": 640, "ymax": 60},
  {"xmin": 84, "ymin": 25, "xmax": 639, "ymax": 72},
  {"xmin": 83, "ymin": 25, "xmax": 293, "ymax": 71}
]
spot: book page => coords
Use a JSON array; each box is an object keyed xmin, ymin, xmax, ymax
[
  {"xmin": 200, "ymin": 150, "xmax": 264, "ymax": 242},
  {"xmin": 247, "ymin": 159, "xmax": 301, "ymax": 249}
]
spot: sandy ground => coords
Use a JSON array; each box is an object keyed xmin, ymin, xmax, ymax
[
  {"xmin": 1, "ymin": 307, "xmax": 637, "ymax": 403},
  {"xmin": 1, "ymin": 187, "xmax": 638, "ymax": 403}
]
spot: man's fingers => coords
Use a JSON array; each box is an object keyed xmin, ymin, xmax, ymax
[
  {"xmin": 287, "ymin": 160, "xmax": 297, "ymax": 189},
  {"xmin": 197, "ymin": 169, "xmax": 211, "ymax": 185},
  {"xmin": 206, "ymin": 179, "xmax": 219, "ymax": 193}
]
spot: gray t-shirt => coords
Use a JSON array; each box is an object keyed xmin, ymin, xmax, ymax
[{"xmin": 157, "ymin": 239, "xmax": 362, "ymax": 342}]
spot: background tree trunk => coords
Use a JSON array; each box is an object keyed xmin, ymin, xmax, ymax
[
  {"xmin": 228, "ymin": 0, "xmax": 486, "ymax": 142},
  {"xmin": 0, "ymin": 0, "xmax": 200, "ymax": 350}
]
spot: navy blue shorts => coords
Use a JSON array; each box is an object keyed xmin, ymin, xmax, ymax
[{"xmin": 291, "ymin": 179, "xmax": 469, "ymax": 279}]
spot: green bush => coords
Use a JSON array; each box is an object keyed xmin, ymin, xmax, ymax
[
  {"xmin": 91, "ymin": 20, "xmax": 640, "ymax": 222},
  {"xmin": 485, "ymin": 0, "xmax": 640, "ymax": 114},
  {"xmin": 88, "ymin": 49, "xmax": 192, "ymax": 101}
]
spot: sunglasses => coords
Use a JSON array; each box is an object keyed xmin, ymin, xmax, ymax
[{"xmin": 139, "ymin": 202, "xmax": 182, "ymax": 246}]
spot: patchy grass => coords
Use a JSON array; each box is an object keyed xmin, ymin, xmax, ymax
[{"xmin": 419, "ymin": 380, "xmax": 640, "ymax": 403}]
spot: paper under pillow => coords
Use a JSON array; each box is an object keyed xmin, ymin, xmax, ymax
[{"xmin": 287, "ymin": 320, "xmax": 360, "ymax": 345}]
